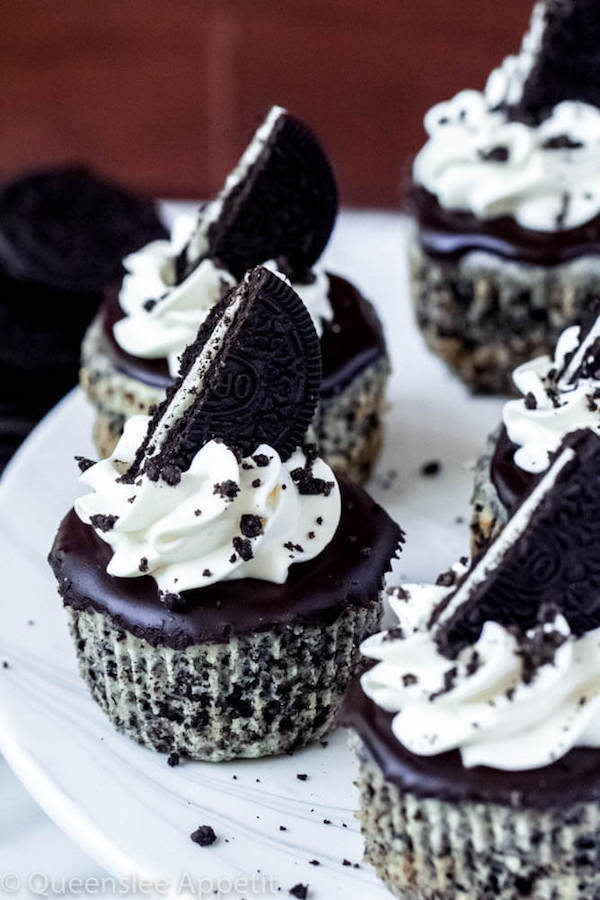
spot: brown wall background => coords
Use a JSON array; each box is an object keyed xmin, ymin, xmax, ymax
[{"xmin": 0, "ymin": 0, "xmax": 531, "ymax": 208}]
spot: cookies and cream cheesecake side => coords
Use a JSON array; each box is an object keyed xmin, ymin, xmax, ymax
[
  {"xmin": 409, "ymin": 0, "xmax": 600, "ymax": 394},
  {"xmin": 81, "ymin": 105, "xmax": 389, "ymax": 484},
  {"xmin": 53, "ymin": 267, "xmax": 404, "ymax": 761},
  {"xmin": 346, "ymin": 428, "xmax": 600, "ymax": 898}
]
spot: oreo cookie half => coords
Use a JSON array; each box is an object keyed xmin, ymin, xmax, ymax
[
  {"xmin": 558, "ymin": 301, "xmax": 600, "ymax": 387},
  {"xmin": 433, "ymin": 428, "xmax": 600, "ymax": 657},
  {"xmin": 178, "ymin": 106, "xmax": 338, "ymax": 281},
  {"xmin": 0, "ymin": 165, "xmax": 167, "ymax": 293},
  {"xmin": 127, "ymin": 266, "xmax": 321, "ymax": 481},
  {"xmin": 514, "ymin": 0, "xmax": 600, "ymax": 121}
]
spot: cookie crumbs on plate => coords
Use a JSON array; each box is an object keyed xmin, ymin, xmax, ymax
[
  {"xmin": 190, "ymin": 825, "xmax": 217, "ymax": 847},
  {"xmin": 296, "ymin": 773, "xmax": 308, "ymax": 781},
  {"xmin": 289, "ymin": 885, "xmax": 308, "ymax": 899},
  {"xmin": 420, "ymin": 460, "xmax": 441, "ymax": 477}
]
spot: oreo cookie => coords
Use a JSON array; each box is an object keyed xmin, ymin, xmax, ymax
[
  {"xmin": 514, "ymin": 0, "xmax": 600, "ymax": 121},
  {"xmin": 0, "ymin": 165, "xmax": 167, "ymax": 293},
  {"xmin": 128, "ymin": 266, "xmax": 321, "ymax": 480},
  {"xmin": 434, "ymin": 429, "xmax": 600, "ymax": 657},
  {"xmin": 178, "ymin": 106, "xmax": 338, "ymax": 281}
]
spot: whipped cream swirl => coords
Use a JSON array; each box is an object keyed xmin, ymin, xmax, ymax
[
  {"xmin": 413, "ymin": 3, "xmax": 600, "ymax": 232},
  {"xmin": 361, "ymin": 576, "xmax": 600, "ymax": 770},
  {"xmin": 74, "ymin": 415, "xmax": 341, "ymax": 595},
  {"xmin": 503, "ymin": 324, "xmax": 600, "ymax": 473},
  {"xmin": 114, "ymin": 216, "xmax": 333, "ymax": 377}
]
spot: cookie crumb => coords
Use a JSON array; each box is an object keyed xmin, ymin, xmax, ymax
[
  {"xmin": 420, "ymin": 460, "xmax": 441, "ymax": 477},
  {"xmin": 190, "ymin": 825, "xmax": 217, "ymax": 847},
  {"xmin": 289, "ymin": 885, "xmax": 308, "ymax": 899},
  {"xmin": 296, "ymin": 773, "xmax": 308, "ymax": 781},
  {"xmin": 167, "ymin": 752, "xmax": 180, "ymax": 767}
]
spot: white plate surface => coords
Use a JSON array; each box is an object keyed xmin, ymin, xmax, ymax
[{"xmin": 0, "ymin": 210, "xmax": 504, "ymax": 899}]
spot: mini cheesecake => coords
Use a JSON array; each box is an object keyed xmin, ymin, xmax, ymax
[
  {"xmin": 346, "ymin": 428, "xmax": 600, "ymax": 898},
  {"xmin": 409, "ymin": 0, "xmax": 600, "ymax": 394},
  {"xmin": 471, "ymin": 301, "xmax": 600, "ymax": 550},
  {"xmin": 81, "ymin": 106, "xmax": 389, "ymax": 483},
  {"xmin": 52, "ymin": 267, "xmax": 403, "ymax": 761}
]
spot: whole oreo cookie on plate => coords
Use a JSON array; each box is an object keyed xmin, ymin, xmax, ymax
[
  {"xmin": 408, "ymin": 0, "xmax": 600, "ymax": 394},
  {"xmin": 0, "ymin": 165, "xmax": 167, "ymax": 469},
  {"xmin": 80, "ymin": 105, "xmax": 389, "ymax": 484},
  {"xmin": 49, "ymin": 265, "xmax": 404, "ymax": 761},
  {"xmin": 345, "ymin": 427, "xmax": 600, "ymax": 898}
]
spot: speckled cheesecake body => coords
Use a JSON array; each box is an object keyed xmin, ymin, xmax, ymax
[
  {"xmin": 346, "ymin": 684, "xmax": 600, "ymax": 900},
  {"xmin": 81, "ymin": 273, "xmax": 389, "ymax": 484},
  {"xmin": 408, "ymin": 223, "xmax": 600, "ymax": 396}
]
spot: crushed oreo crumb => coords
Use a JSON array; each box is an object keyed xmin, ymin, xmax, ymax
[
  {"xmin": 296, "ymin": 773, "xmax": 308, "ymax": 781},
  {"xmin": 525, "ymin": 392, "xmax": 537, "ymax": 410},
  {"xmin": 89, "ymin": 513, "xmax": 118, "ymax": 533},
  {"xmin": 240, "ymin": 514, "xmax": 263, "ymax": 538},
  {"xmin": 542, "ymin": 134, "xmax": 584, "ymax": 151},
  {"xmin": 75, "ymin": 455, "xmax": 95, "ymax": 473},
  {"xmin": 138, "ymin": 557, "xmax": 149, "ymax": 573},
  {"xmin": 478, "ymin": 145, "xmax": 510, "ymax": 162},
  {"xmin": 289, "ymin": 885, "xmax": 308, "ymax": 899},
  {"xmin": 252, "ymin": 478, "xmax": 262, "ymax": 488},
  {"xmin": 213, "ymin": 480, "xmax": 240, "ymax": 501},
  {"xmin": 436, "ymin": 569, "xmax": 455, "ymax": 587},
  {"xmin": 430, "ymin": 666, "xmax": 458, "ymax": 701},
  {"xmin": 232, "ymin": 536, "xmax": 253, "ymax": 561},
  {"xmin": 202, "ymin": 568, "xmax": 212, "ymax": 577},
  {"xmin": 253, "ymin": 453, "xmax": 270, "ymax": 467},
  {"xmin": 167, "ymin": 752, "xmax": 180, "ymax": 767},
  {"xmin": 402, "ymin": 673, "xmax": 418, "ymax": 687},
  {"xmin": 284, "ymin": 541, "xmax": 304, "ymax": 554},
  {"xmin": 190, "ymin": 825, "xmax": 217, "ymax": 847}
]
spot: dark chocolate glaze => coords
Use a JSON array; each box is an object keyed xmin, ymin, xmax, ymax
[
  {"xmin": 343, "ymin": 677, "xmax": 600, "ymax": 810},
  {"xmin": 100, "ymin": 273, "xmax": 386, "ymax": 400},
  {"xmin": 491, "ymin": 425, "xmax": 539, "ymax": 514},
  {"xmin": 411, "ymin": 186, "xmax": 600, "ymax": 266},
  {"xmin": 48, "ymin": 477, "xmax": 403, "ymax": 650}
]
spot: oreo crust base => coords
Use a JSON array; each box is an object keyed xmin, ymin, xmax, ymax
[
  {"xmin": 49, "ymin": 479, "xmax": 402, "ymax": 759},
  {"xmin": 80, "ymin": 274, "xmax": 389, "ymax": 483},
  {"xmin": 345, "ymin": 684, "xmax": 600, "ymax": 899}
]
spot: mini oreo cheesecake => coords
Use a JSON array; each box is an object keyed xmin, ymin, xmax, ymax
[
  {"xmin": 51, "ymin": 267, "xmax": 403, "ymax": 761},
  {"xmin": 409, "ymin": 0, "xmax": 600, "ymax": 394},
  {"xmin": 82, "ymin": 106, "xmax": 389, "ymax": 483},
  {"xmin": 346, "ymin": 428, "xmax": 600, "ymax": 898},
  {"xmin": 471, "ymin": 300, "xmax": 600, "ymax": 550}
]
